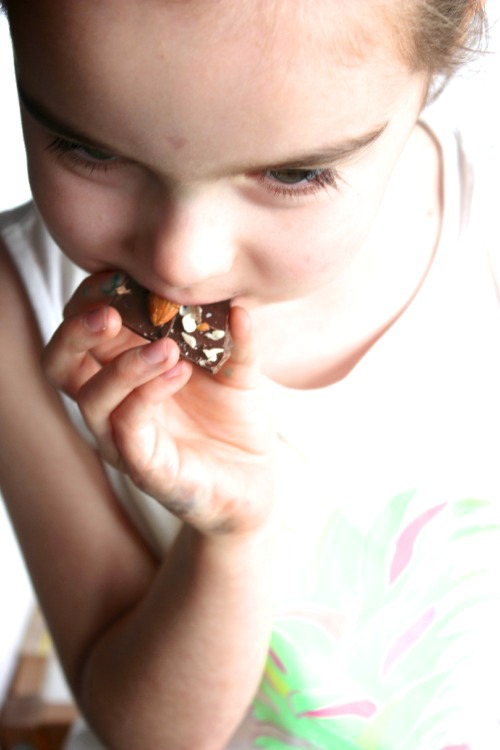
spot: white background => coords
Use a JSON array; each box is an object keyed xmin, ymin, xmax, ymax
[{"xmin": 1, "ymin": 4, "xmax": 499, "ymax": 702}]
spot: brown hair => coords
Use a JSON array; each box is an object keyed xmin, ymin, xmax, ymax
[{"xmin": 400, "ymin": 0, "xmax": 488, "ymax": 97}]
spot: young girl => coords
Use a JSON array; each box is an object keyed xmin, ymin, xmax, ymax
[{"xmin": 1, "ymin": 1, "xmax": 499, "ymax": 748}]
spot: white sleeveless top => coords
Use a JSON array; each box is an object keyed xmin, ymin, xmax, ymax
[{"xmin": 2, "ymin": 119, "xmax": 500, "ymax": 749}]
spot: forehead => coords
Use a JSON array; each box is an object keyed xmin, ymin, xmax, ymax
[
  {"xmin": 10, "ymin": 0, "xmax": 406, "ymax": 62},
  {"xmin": 10, "ymin": 0, "xmax": 417, "ymax": 175}
]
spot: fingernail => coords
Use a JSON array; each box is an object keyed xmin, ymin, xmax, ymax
[
  {"xmin": 83, "ymin": 307, "xmax": 108, "ymax": 333},
  {"xmin": 141, "ymin": 339, "xmax": 168, "ymax": 364}
]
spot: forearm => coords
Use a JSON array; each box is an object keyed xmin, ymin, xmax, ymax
[{"xmin": 79, "ymin": 523, "xmax": 273, "ymax": 750}]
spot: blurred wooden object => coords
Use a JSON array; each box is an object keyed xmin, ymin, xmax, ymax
[{"xmin": 0, "ymin": 607, "xmax": 78, "ymax": 750}]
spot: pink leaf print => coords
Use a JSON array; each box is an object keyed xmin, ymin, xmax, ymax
[
  {"xmin": 389, "ymin": 503, "xmax": 447, "ymax": 584},
  {"xmin": 298, "ymin": 700, "xmax": 377, "ymax": 719},
  {"xmin": 383, "ymin": 607, "xmax": 436, "ymax": 676},
  {"xmin": 439, "ymin": 745, "xmax": 471, "ymax": 750},
  {"xmin": 269, "ymin": 648, "xmax": 287, "ymax": 673}
]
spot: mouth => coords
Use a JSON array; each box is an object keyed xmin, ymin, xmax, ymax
[
  {"xmin": 127, "ymin": 276, "xmax": 233, "ymax": 309},
  {"xmin": 152, "ymin": 291, "xmax": 234, "ymax": 308}
]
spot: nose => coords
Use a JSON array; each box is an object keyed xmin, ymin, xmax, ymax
[{"xmin": 143, "ymin": 189, "xmax": 235, "ymax": 290}]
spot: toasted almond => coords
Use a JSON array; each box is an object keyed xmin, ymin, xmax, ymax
[{"xmin": 148, "ymin": 293, "xmax": 180, "ymax": 326}]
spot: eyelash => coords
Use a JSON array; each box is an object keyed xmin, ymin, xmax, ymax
[
  {"xmin": 46, "ymin": 136, "xmax": 120, "ymax": 173},
  {"xmin": 46, "ymin": 135, "xmax": 340, "ymax": 198},
  {"xmin": 256, "ymin": 168, "xmax": 340, "ymax": 198}
]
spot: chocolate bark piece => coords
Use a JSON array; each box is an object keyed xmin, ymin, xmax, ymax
[
  {"xmin": 171, "ymin": 302, "xmax": 232, "ymax": 373},
  {"xmin": 110, "ymin": 279, "xmax": 232, "ymax": 374},
  {"xmin": 109, "ymin": 279, "xmax": 175, "ymax": 341}
]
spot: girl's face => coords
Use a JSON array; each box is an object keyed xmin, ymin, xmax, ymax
[{"xmin": 10, "ymin": 0, "xmax": 428, "ymax": 311}]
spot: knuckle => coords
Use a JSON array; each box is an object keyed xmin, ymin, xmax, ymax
[
  {"xmin": 110, "ymin": 399, "xmax": 136, "ymax": 438},
  {"xmin": 113, "ymin": 347, "xmax": 146, "ymax": 386}
]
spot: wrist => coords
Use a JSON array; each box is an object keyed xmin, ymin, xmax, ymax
[{"xmin": 188, "ymin": 519, "xmax": 274, "ymax": 584}]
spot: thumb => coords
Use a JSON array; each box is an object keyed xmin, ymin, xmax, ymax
[{"xmin": 215, "ymin": 305, "xmax": 261, "ymax": 389}]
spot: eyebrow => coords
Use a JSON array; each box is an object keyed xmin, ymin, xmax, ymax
[
  {"xmin": 18, "ymin": 83, "xmax": 388, "ymax": 174},
  {"xmin": 229, "ymin": 124, "xmax": 388, "ymax": 175},
  {"xmin": 18, "ymin": 84, "xmax": 117, "ymax": 154}
]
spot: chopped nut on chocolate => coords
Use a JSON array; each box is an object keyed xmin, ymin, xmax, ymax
[
  {"xmin": 110, "ymin": 279, "xmax": 232, "ymax": 373},
  {"xmin": 181, "ymin": 332, "xmax": 197, "ymax": 349}
]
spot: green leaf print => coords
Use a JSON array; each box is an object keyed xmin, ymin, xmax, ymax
[{"xmin": 250, "ymin": 489, "xmax": 499, "ymax": 750}]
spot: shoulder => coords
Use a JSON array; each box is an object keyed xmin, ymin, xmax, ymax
[
  {"xmin": 0, "ymin": 201, "xmax": 35, "ymax": 234},
  {"xmin": 0, "ymin": 229, "xmax": 42, "ymax": 364},
  {"xmin": 0, "ymin": 202, "xmax": 87, "ymax": 342}
]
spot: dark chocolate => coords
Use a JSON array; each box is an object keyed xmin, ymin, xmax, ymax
[{"xmin": 110, "ymin": 279, "xmax": 232, "ymax": 374}]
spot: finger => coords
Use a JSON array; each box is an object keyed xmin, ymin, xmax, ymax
[
  {"xmin": 214, "ymin": 305, "xmax": 261, "ymax": 389},
  {"xmin": 64, "ymin": 270, "xmax": 128, "ymax": 318},
  {"xmin": 77, "ymin": 337, "xmax": 190, "ymax": 459},
  {"xmin": 111, "ymin": 358, "xmax": 195, "ymax": 482},
  {"xmin": 42, "ymin": 305, "xmax": 122, "ymax": 398}
]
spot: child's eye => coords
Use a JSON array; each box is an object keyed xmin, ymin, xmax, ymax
[
  {"xmin": 46, "ymin": 136, "xmax": 120, "ymax": 173},
  {"xmin": 257, "ymin": 167, "xmax": 339, "ymax": 198}
]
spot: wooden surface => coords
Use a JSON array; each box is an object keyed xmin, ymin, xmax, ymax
[{"xmin": 0, "ymin": 608, "xmax": 79, "ymax": 750}]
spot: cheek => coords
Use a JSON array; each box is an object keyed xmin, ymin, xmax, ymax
[
  {"xmin": 21, "ymin": 120, "xmax": 139, "ymax": 269},
  {"xmin": 26, "ymin": 159, "xmax": 131, "ymax": 270},
  {"xmin": 257, "ymin": 193, "xmax": 378, "ymax": 286}
]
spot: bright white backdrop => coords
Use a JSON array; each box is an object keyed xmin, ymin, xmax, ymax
[{"xmin": 0, "ymin": 3, "xmax": 499, "ymax": 702}]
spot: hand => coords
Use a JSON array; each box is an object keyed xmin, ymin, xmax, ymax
[{"xmin": 42, "ymin": 272, "xmax": 275, "ymax": 537}]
